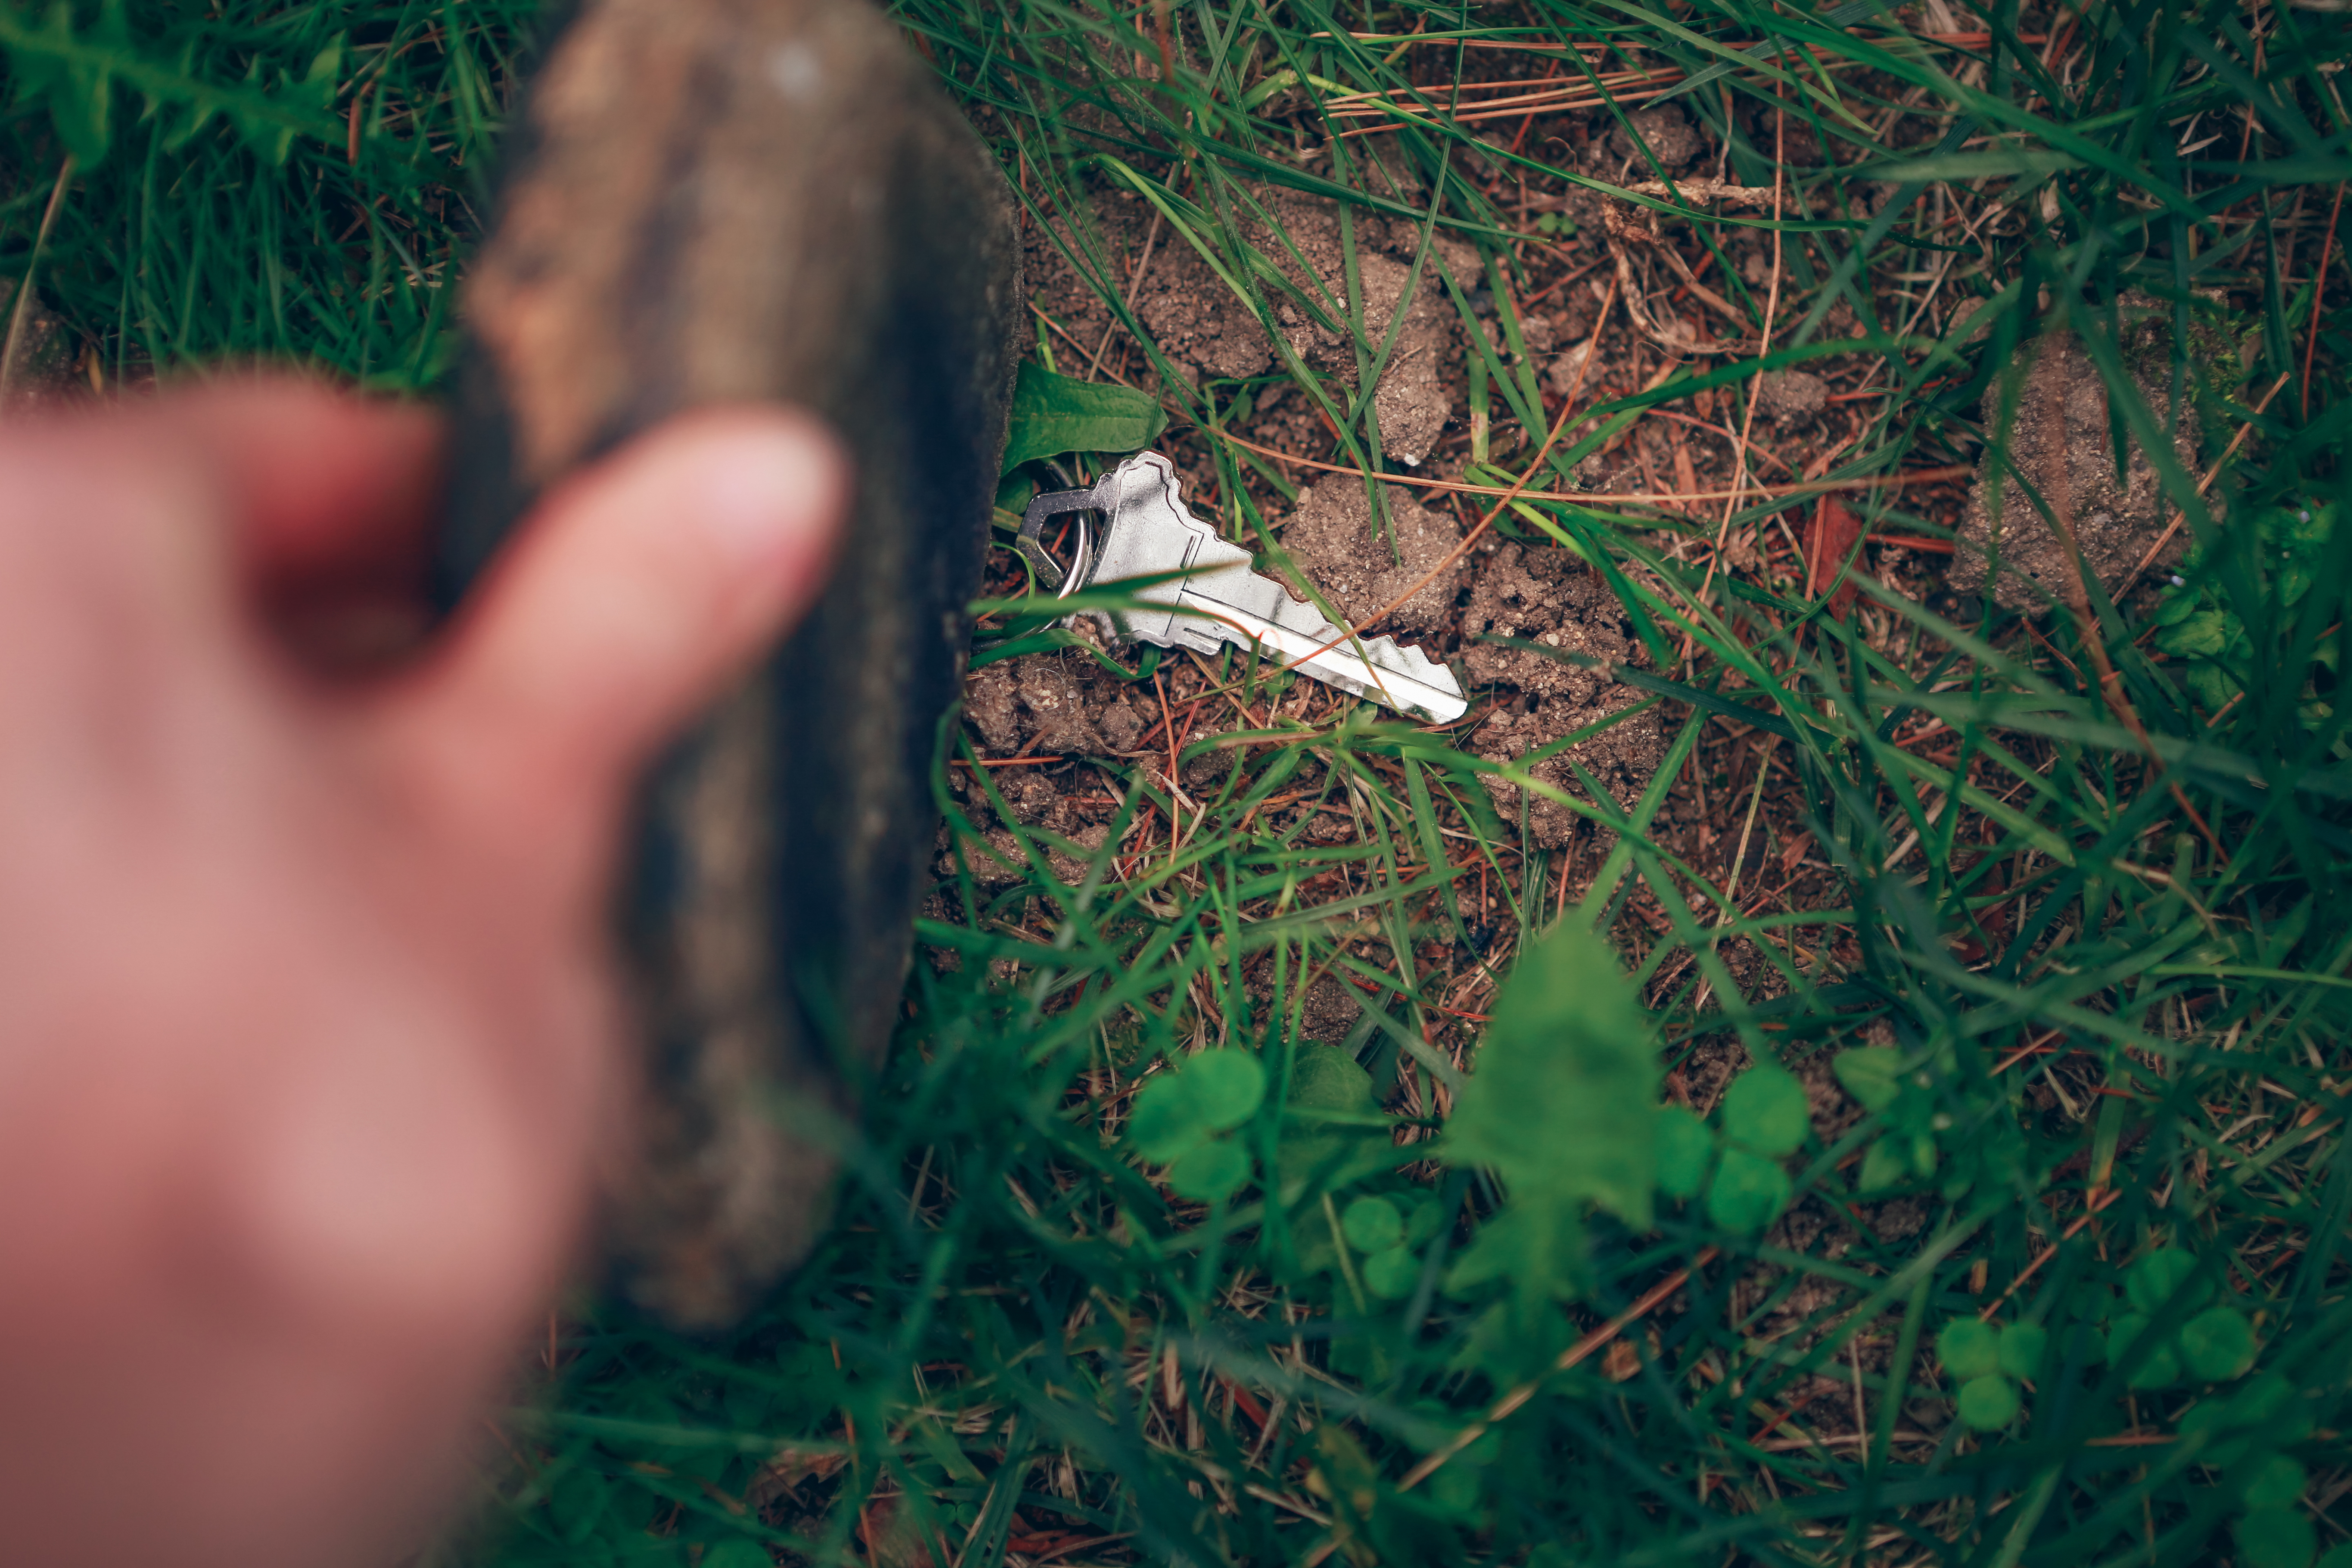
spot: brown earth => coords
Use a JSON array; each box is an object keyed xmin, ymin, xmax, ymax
[
  {"xmin": 1023, "ymin": 181, "xmax": 1475, "ymax": 465},
  {"xmin": 1460, "ymin": 542, "xmax": 1667, "ymax": 848},
  {"xmin": 1948, "ymin": 294, "xmax": 2202, "ymax": 614},
  {"xmin": 1272, "ymin": 474, "xmax": 1466, "ymax": 635},
  {"xmin": 976, "ymin": 93, "xmax": 1998, "ymax": 1058}
]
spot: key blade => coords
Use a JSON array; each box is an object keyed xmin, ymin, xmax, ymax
[
  {"xmin": 1071, "ymin": 451, "xmax": 1469, "ymax": 724},
  {"xmin": 1203, "ymin": 605, "xmax": 1469, "ymax": 724}
]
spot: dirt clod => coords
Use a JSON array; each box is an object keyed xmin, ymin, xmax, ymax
[
  {"xmin": 1275, "ymin": 475, "xmax": 1467, "ymax": 635},
  {"xmin": 1607, "ymin": 105, "xmax": 1703, "ymax": 172},
  {"xmin": 1947, "ymin": 299, "xmax": 2202, "ymax": 614},
  {"xmin": 1546, "ymin": 339, "xmax": 1602, "ymax": 399},
  {"xmin": 1754, "ymin": 369, "xmax": 1828, "ymax": 426},
  {"xmin": 962, "ymin": 652, "xmax": 1147, "ymax": 759},
  {"xmin": 1026, "ymin": 186, "xmax": 1470, "ymax": 466},
  {"xmin": 1461, "ymin": 544, "xmax": 1665, "ymax": 847}
]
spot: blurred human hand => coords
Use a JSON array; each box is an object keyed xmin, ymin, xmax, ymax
[{"xmin": 0, "ymin": 378, "xmax": 843, "ymax": 1568}]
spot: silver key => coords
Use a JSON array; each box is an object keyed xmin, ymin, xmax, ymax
[{"xmin": 1014, "ymin": 452, "xmax": 1469, "ymax": 724}]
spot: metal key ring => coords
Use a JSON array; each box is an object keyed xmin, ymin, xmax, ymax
[
  {"xmin": 1017, "ymin": 481, "xmax": 1109, "ymax": 597},
  {"xmin": 1058, "ymin": 513, "xmax": 1092, "ymax": 599}
]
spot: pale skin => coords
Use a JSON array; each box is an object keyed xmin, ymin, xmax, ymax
[{"xmin": 0, "ymin": 378, "xmax": 846, "ymax": 1568}]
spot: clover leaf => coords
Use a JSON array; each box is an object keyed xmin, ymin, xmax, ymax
[
  {"xmin": 1996, "ymin": 1322, "xmax": 2047, "ymax": 1380},
  {"xmin": 2244, "ymin": 1455, "xmax": 2309, "ymax": 1512},
  {"xmin": 1656, "ymin": 1104, "xmax": 1713, "ymax": 1200},
  {"xmin": 1720, "ymin": 1063, "xmax": 1810, "ymax": 1155},
  {"xmin": 1340, "ymin": 1195, "xmax": 1404, "ymax": 1254},
  {"xmin": 1168, "ymin": 1139, "xmax": 1252, "ymax": 1203},
  {"xmin": 2236, "ymin": 1507, "xmax": 2317, "ymax": 1568},
  {"xmin": 1956, "ymin": 1373, "xmax": 2020, "ymax": 1430},
  {"xmin": 1937, "ymin": 1318, "xmax": 2001, "ymax": 1381},
  {"xmin": 1705, "ymin": 1145, "xmax": 1791, "ymax": 1233},
  {"xmin": 1362, "ymin": 1245, "xmax": 1421, "ymax": 1301},
  {"xmin": 1128, "ymin": 1051, "xmax": 1267, "ymax": 1164},
  {"xmin": 2180, "ymin": 1305, "xmax": 2258, "ymax": 1382},
  {"xmin": 2125, "ymin": 1247, "xmax": 2210, "ymax": 1315}
]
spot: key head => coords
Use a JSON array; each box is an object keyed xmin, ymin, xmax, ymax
[
  {"xmin": 1086, "ymin": 453, "xmax": 1254, "ymax": 648},
  {"xmin": 1016, "ymin": 484, "xmax": 1098, "ymax": 595}
]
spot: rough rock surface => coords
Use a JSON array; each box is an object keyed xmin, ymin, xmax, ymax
[
  {"xmin": 1462, "ymin": 544, "xmax": 1665, "ymax": 847},
  {"xmin": 1274, "ymin": 475, "xmax": 1467, "ymax": 635},
  {"xmin": 1948, "ymin": 298, "xmax": 2204, "ymax": 614}
]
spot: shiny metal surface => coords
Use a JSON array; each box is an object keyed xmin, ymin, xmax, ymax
[{"xmin": 1018, "ymin": 452, "xmax": 1470, "ymax": 724}]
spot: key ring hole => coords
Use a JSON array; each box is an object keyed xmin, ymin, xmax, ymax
[
  {"xmin": 1027, "ymin": 510, "xmax": 1093, "ymax": 598},
  {"xmin": 1057, "ymin": 513, "xmax": 1093, "ymax": 599}
]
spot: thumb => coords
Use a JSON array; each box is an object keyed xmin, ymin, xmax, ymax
[{"xmin": 377, "ymin": 407, "xmax": 845, "ymax": 838}]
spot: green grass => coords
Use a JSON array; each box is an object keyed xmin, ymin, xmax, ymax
[{"xmin": 9, "ymin": 0, "xmax": 2352, "ymax": 1564}]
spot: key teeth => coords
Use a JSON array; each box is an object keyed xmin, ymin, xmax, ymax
[{"xmin": 1356, "ymin": 633, "xmax": 1466, "ymax": 693}]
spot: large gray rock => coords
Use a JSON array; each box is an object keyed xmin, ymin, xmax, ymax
[{"xmin": 439, "ymin": 0, "xmax": 1024, "ymax": 1326}]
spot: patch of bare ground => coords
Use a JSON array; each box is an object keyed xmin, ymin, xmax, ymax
[{"xmin": 978, "ymin": 91, "xmax": 2077, "ymax": 1416}]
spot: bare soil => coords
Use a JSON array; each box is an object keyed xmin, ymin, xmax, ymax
[
  {"xmin": 1948, "ymin": 294, "xmax": 2200, "ymax": 613},
  {"xmin": 986, "ymin": 93, "xmax": 1974, "ymax": 966}
]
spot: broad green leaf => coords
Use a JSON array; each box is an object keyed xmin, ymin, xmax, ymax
[
  {"xmin": 2180, "ymin": 1306, "xmax": 2258, "ymax": 1382},
  {"xmin": 2244, "ymin": 1455, "xmax": 2309, "ymax": 1511},
  {"xmin": 1288, "ymin": 1044, "xmax": 1377, "ymax": 1111},
  {"xmin": 1168, "ymin": 1139, "xmax": 1252, "ymax": 1203},
  {"xmin": 300, "ymin": 39, "xmax": 342, "ymax": 108},
  {"xmin": 2125, "ymin": 1248, "xmax": 2211, "ymax": 1315},
  {"xmin": 1996, "ymin": 1322, "xmax": 2047, "ymax": 1379},
  {"xmin": 1956, "ymin": 1373, "xmax": 2020, "ymax": 1430},
  {"xmin": 1448, "ymin": 920, "xmax": 1658, "ymax": 1229},
  {"xmin": 1126, "ymin": 1070, "xmax": 1209, "ymax": 1164},
  {"xmin": 1656, "ymin": 1105, "xmax": 1713, "ymax": 1200},
  {"xmin": 1362, "ymin": 1245, "xmax": 1420, "ymax": 1300},
  {"xmin": 1909, "ymin": 1133, "xmax": 1941, "ymax": 1178},
  {"xmin": 1720, "ymin": 1063, "xmax": 1810, "ymax": 1155},
  {"xmin": 704, "ymin": 1544, "xmax": 775, "ymax": 1568},
  {"xmin": 1832, "ymin": 1047, "xmax": 1903, "ymax": 1113},
  {"xmin": 1443, "ymin": 1201, "xmax": 1582, "ymax": 1301},
  {"xmin": 1704, "ymin": 1146, "xmax": 1789, "ymax": 1233},
  {"xmin": 2156, "ymin": 609, "xmax": 2230, "ymax": 659},
  {"xmin": 1187, "ymin": 1051, "xmax": 1267, "ymax": 1132},
  {"xmin": 1340, "ymin": 1195, "xmax": 1404, "ymax": 1253},
  {"xmin": 2237, "ymin": 1508, "xmax": 2318, "ymax": 1568},
  {"xmin": 48, "ymin": 70, "xmax": 112, "ymax": 167},
  {"xmin": 1000, "ymin": 361, "xmax": 1168, "ymax": 474},
  {"xmin": 1130, "ymin": 1051, "xmax": 1265, "ymax": 1165},
  {"xmin": 1936, "ymin": 1318, "xmax": 2000, "ymax": 1380},
  {"xmin": 1857, "ymin": 1138, "xmax": 1909, "ymax": 1195}
]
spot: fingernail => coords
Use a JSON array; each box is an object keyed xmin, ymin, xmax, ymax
[{"xmin": 685, "ymin": 417, "xmax": 844, "ymax": 567}]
